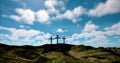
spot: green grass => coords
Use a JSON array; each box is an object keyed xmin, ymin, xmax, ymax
[
  {"xmin": 69, "ymin": 45, "xmax": 120, "ymax": 63},
  {"xmin": 0, "ymin": 44, "xmax": 120, "ymax": 63}
]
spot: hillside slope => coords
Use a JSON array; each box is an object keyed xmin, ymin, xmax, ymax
[{"xmin": 0, "ymin": 43, "xmax": 120, "ymax": 63}]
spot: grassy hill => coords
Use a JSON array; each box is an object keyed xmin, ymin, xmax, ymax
[{"xmin": 0, "ymin": 43, "xmax": 120, "ymax": 63}]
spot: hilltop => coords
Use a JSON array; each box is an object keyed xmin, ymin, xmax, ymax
[{"xmin": 0, "ymin": 43, "xmax": 120, "ymax": 63}]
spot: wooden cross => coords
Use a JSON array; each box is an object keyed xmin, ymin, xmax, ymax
[
  {"xmin": 55, "ymin": 35, "xmax": 60, "ymax": 44},
  {"xmin": 62, "ymin": 36, "xmax": 66, "ymax": 44},
  {"xmin": 49, "ymin": 36, "xmax": 54, "ymax": 45}
]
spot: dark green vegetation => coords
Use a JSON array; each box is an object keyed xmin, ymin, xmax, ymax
[{"xmin": 0, "ymin": 43, "xmax": 120, "ymax": 63}]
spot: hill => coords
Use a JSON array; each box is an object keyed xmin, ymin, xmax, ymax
[{"xmin": 0, "ymin": 43, "xmax": 120, "ymax": 63}]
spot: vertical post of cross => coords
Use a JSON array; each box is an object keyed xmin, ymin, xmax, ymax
[
  {"xmin": 55, "ymin": 35, "xmax": 60, "ymax": 44},
  {"xmin": 49, "ymin": 36, "xmax": 54, "ymax": 45},
  {"xmin": 62, "ymin": 36, "xmax": 66, "ymax": 44}
]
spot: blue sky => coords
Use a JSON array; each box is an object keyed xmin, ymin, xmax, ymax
[{"xmin": 0, "ymin": 0, "xmax": 120, "ymax": 47}]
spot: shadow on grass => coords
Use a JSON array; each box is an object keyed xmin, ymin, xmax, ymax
[{"xmin": 31, "ymin": 56, "xmax": 49, "ymax": 63}]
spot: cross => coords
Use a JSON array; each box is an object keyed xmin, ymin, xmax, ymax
[
  {"xmin": 55, "ymin": 35, "xmax": 60, "ymax": 44},
  {"xmin": 62, "ymin": 36, "xmax": 66, "ymax": 44},
  {"xmin": 49, "ymin": 36, "xmax": 54, "ymax": 45}
]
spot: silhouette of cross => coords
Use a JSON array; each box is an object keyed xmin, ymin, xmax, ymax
[
  {"xmin": 62, "ymin": 36, "xmax": 66, "ymax": 44},
  {"xmin": 55, "ymin": 35, "xmax": 60, "ymax": 44},
  {"xmin": 49, "ymin": 36, "xmax": 54, "ymax": 45}
]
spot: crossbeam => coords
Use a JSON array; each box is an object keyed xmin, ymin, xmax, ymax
[
  {"xmin": 55, "ymin": 35, "xmax": 60, "ymax": 44},
  {"xmin": 49, "ymin": 36, "xmax": 54, "ymax": 44},
  {"xmin": 62, "ymin": 36, "xmax": 66, "ymax": 44}
]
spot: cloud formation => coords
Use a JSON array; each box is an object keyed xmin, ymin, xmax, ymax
[
  {"xmin": 45, "ymin": 0, "xmax": 64, "ymax": 14},
  {"xmin": 36, "ymin": 10, "xmax": 50, "ymax": 23},
  {"xmin": 67, "ymin": 21, "xmax": 120, "ymax": 47},
  {"xmin": 0, "ymin": 26, "xmax": 51, "ymax": 46},
  {"xmin": 2, "ymin": 0, "xmax": 120, "ymax": 24},
  {"xmin": 56, "ymin": 28, "xmax": 64, "ymax": 33},
  {"xmin": 56, "ymin": 6, "xmax": 86, "ymax": 23},
  {"xmin": 10, "ymin": 8, "xmax": 35, "ymax": 24},
  {"xmin": 104, "ymin": 21, "xmax": 120, "ymax": 36},
  {"xmin": 88, "ymin": 0, "xmax": 120, "ymax": 17},
  {"xmin": 3, "ymin": 0, "xmax": 65, "ymax": 24}
]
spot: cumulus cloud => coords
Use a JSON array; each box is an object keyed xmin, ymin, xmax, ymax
[
  {"xmin": 45, "ymin": 0, "xmax": 64, "ymax": 14},
  {"xmin": 56, "ymin": 28, "xmax": 64, "ymax": 33},
  {"xmin": 2, "ymin": 0, "xmax": 119, "ymax": 25},
  {"xmin": 36, "ymin": 10, "xmax": 50, "ymax": 23},
  {"xmin": 2, "ymin": 0, "xmax": 86, "ymax": 24},
  {"xmin": 19, "ymin": 25, "xmax": 24, "ymax": 28},
  {"xmin": 82, "ymin": 21, "xmax": 99, "ymax": 32},
  {"xmin": 56, "ymin": 6, "xmax": 86, "ymax": 23},
  {"xmin": 16, "ymin": 8, "xmax": 35, "ymax": 24},
  {"xmin": 45, "ymin": 0, "xmax": 58, "ymax": 14},
  {"xmin": 9, "ymin": 8, "xmax": 50, "ymax": 24},
  {"xmin": 0, "ymin": 26, "xmax": 40, "ymax": 40},
  {"xmin": 3, "ymin": 0, "xmax": 65, "ymax": 24},
  {"xmin": 0, "ymin": 26, "xmax": 51, "ymax": 46},
  {"xmin": 67, "ymin": 21, "xmax": 120, "ymax": 47},
  {"xmin": 9, "ymin": 8, "xmax": 35, "ymax": 24},
  {"xmin": 88, "ymin": 0, "xmax": 120, "ymax": 17},
  {"xmin": 9, "ymin": 15, "xmax": 21, "ymax": 21},
  {"xmin": 19, "ymin": 25, "xmax": 30, "ymax": 29},
  {"xmin": 104, "ymin": 22, "xmax": 120, "ymax": 36},
  {"xmin": 45, "ymin": 0, "xmax": 64, "ymax": 8},
  {"xmin": 68, "ymin": 21, "xmax": 106, "ymax": 43}
]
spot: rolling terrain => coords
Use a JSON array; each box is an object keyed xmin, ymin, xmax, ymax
[{"xmin": 0, "ymin": 43, "xmax": 120, "ymax": 63}]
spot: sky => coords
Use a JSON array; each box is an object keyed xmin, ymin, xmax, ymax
[{"xmin": 0, "ymin": 0, "xmax": 120, "ymax": 47}]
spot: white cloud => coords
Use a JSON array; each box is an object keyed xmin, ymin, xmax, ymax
[
  {"xmin": 8, "ymin": 8, "xmax": 50, "ymax": 24},
  {"xmin": 44, "ymin": 0, "xmax": 85, "ymax": 23},
  {"xmin": 4, "ymin": 0, "xmax": 119, "ymax": 25},
  {"xmin": 87, "ymin": 35, "xmax": 108, "ymax": 43},
  {"xmin": 45, "ymin": 0, "xmax": 64, "ymax": 8},
  {"xmin": 82, "ymin": 21, "xmax": 99, "ymax": 32},
  {"xmin": 0, "ymin": 26, "xmax": 52, "ymax": 46},
  {"xmin": 45, "ymin": 0, "xmax": 64, "ymax": 14},
  {"xmin": 45, "ymin": 0, "xmax": 58, "ymax": 8},
  {"xmin": 35, "ymin": 33, "xmax": 51, "ymax": 44},
  {"xmin": 69, "ymin": 30, "xmax": 107, "ymax": 43},
  {"xmin": 56, "ymin": 28, "xmax": 64, "ymax": 33},
  {"xmin": 4, "ymin": 0, "xmax": 85, "ymax": 24},
  {"xmin": 19, "ymin": 25, "xmax": 30, "ymax": 29},
  {"xmin": 15, "ymin": 8, "xmax": 24, "ymax": 14},
  {"xmin": 9, "ymin": 15, "xmax": 21, "ymax": 21},
  {"xmin": 3, "ymin": 0, "xmax": 66, "ymax": 25},
  {"xmin": 36, "ymin": 10, "xmax": 50, "ymax": 23},
  {"xmin": 104, "ymin": 22, "xmax": 120, "ymax": 36},
  {"xmin": 19, "ymin": 25, "xmax": 24, "ymax": 28},
  {"xmin": 10, "ymin": 8, "xmax": 35, "ymax": 24},
  {"xmin": 17, "ymin": 8, "xmax": 35, "ymax": 24},
  {"xmin": 0, "ymin": 26, "xmax": 40, "ymax": 40},
  {"xmin": 88, "ymin": 0, "xmax": 120, "ymax": 17},
  {"xmin": 47, "ymin": 7, "xmax": 59, "ymax": 15},
  {"xmin": 56, "ymin": 6, "xmax": 86, "ymax": 23},
  {"xmin": 68, "ymin": 21, "xmax": 107, "ymax": 44},
  {"xmin": 68, "ymin": 21, "xmax": 120, "ymax": 47},
  {"xmin": 0, "ymin": 21, "xmax": 120, "ymax": 46}
]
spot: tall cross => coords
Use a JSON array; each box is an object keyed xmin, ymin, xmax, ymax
[
  {"xmin": 49, "ymin": 36, "xmax": 54, "ymax": 45},
  {"xmin": 62, "ymin": 36, "xmax": 66, "ymax": 44},
  {"xmin": 55, "ymin": 35, "xmax": 60, "ymax": 44}
]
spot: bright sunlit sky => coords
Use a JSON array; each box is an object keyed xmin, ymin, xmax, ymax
[{"xmin": 0, "ymin": 0, "xmax": 120, "ymax": 47}]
